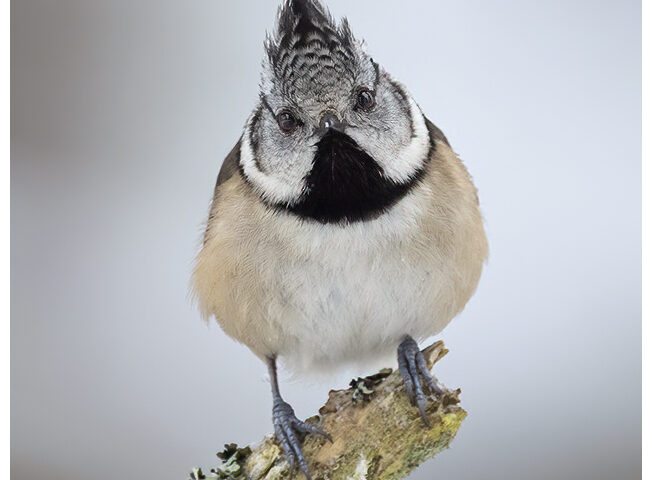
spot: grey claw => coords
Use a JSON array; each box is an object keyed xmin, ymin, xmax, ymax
[
  {"xmin": 299, "ymin": 462, "xmax": 313, "ymax": 480},
  {"xmin": 397, "ymin": 336, "xmax": 445, "ymax": 427},
  {"xmin": 415, "ymin": 348, "xmax": 445, "ymax": 395},
  {"xmin": 398, "ymin": 345, "xmax": 416, "ymax": 404},
  {"xmin": 272, "ymin": 399, "xmax": 328, "ymax": 479},
  {"xmin": 292, "ymin": 418, "xmax": 333, "ymax": 442},
  {"xmin": 415, "ymin": 394, "xmax": 430, "ymax": 427},
  {"xmin": 273, "ymin": 417, "xmax": 295, "ymax": 468}
]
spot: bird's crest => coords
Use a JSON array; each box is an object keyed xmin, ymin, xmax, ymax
[{"xmin": 262, "ymin": 0, "xmax": 361, "ymax": 98}]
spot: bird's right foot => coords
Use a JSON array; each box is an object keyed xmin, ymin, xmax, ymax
[{"xmin": 272, "ymin": 398, "xmax": 331, "ymax": 480}]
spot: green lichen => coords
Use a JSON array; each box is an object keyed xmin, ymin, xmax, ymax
[
  {"xmin": 189, "ymin": 467, "xmax": 206, "ymax": 480},
  {"xmin": 190, "ymin": 443, "xmax": 254, "ymax": 480},
  {"xmin": 187, "ymin": 341, "xmax": 466, "ymax": 480},
  {"xmin": 350, "ymin": 368, "xmax": 394, "ymax": 404},
  {"xmin": 245, "ymin": 439, "xmax": 281, "ymax": 479}
]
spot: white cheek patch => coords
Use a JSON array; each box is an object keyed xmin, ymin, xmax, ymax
[
  {"xmin": 375, "ymin": 95, "xmax": 431, "ymax": 183},
  {"xmin": 239, "ymin": 113, "xmax": 309, "ymax": 206}
]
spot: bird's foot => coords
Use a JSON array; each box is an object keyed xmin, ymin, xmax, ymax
[
  {"xmin": 272, "ymin": 398, "xmax": 331, "ymax": 480},
  {"xmin": 397, "ymin": 336, "xmax": 446, "ymax": 427}
]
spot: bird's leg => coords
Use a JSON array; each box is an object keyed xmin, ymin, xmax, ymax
[
  {"xmin": 267, "ymin": 356, "xmax": 331, "ymax": 480},
  {"xmin": 397, "ymin": 335, "xmax": 446, "ymax": 427}
]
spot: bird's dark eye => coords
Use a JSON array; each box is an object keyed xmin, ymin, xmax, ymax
[
  {"xmin": 276, "ymin": 111, "xmax": 298, "ymax": 133},
  {"xmin": 356, "ymin": 89, "xmax": 376, "ymax": 111}
]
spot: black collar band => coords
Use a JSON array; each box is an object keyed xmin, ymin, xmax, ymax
[{"xmin": 276, "ymin": 129, "xmax": 430, "ymax": 224}]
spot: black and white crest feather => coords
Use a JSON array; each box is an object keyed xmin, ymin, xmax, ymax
[{"xmin": 263, "ymin": 0, "xmax": 360, "ymax": 99}]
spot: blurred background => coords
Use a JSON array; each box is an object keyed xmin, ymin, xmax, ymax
[{"xmin": 11, "ymin": 1, "xmax": 641, "ymax": 479}]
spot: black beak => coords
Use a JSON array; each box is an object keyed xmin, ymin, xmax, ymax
[{"xmin": 319, "ymin": 112, "xmax": 346, "ymax": 133}]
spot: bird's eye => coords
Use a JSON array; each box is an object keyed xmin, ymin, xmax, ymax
[
  {"xmin": 356, "ymin": 89, "xmax": 376, "ymax": 111},
  {"xmin": 276, "ymin": 111, "xmax": 298, "ymax": 133}
]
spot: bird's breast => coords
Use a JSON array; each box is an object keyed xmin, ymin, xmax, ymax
[{"xmin": 193, "ymin": 141, "xmax": 487, "ymax": 377}]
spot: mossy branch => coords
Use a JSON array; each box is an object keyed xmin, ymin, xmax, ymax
[{"xmin": 189, "ymin": 341, "xmax": 465, "ymax": 480}]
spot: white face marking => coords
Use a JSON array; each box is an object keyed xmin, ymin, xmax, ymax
[
  {"xmin": 346, "ymin": 92, "xmax": 430, "ymax": 184},
  {"xmin": 239, "ymin": 112, "xmax": 312, "ymax": 206}
]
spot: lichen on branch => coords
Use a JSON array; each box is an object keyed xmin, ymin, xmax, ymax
[{"xmin": 188, "ymin": 341, "xmax": 465, "ymax": 480}]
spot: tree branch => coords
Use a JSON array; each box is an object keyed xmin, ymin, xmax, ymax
[{"xmin": 189, "ymin": 341, "xmax": 465, "ymax": 480}]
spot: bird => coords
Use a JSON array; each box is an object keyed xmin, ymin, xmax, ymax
[{"xmin": 192, "ymin": 0, "xmax": 488, "ymax": 477}]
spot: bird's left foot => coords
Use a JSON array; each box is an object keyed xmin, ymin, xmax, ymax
[{"xmin": 397, "ymin": 336, "xmax": 446, "ymax": 427}]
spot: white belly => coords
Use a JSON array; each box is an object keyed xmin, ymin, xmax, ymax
[
  {"xmin": 257, "ymin": 193, "xmax": 461, "ymax": 376},
  {"xmin": 272, "ymin": 243, "xmax": 448, "ymax": 375}
]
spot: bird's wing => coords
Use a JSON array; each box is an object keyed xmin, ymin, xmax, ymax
[
  {"xmin": 215, "ymin": 140, "xmax": 242, "ymax": 191},
  {"xmin": 202, "ymin": 140, "xmax": 242, "ymax": 245},
  {"xmin": 424, "ymin": 118, "xmax": 451, "ymax": 148}
]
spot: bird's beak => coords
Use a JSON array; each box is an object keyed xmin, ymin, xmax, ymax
[{"xmin": 319, "ymin": 112, "xmax": 347, "ymax": 134}]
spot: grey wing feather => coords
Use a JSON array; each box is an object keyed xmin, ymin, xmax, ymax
[
  {"xmin": 424, "ymin": 118, "xmax": 451, "ymax": 147},
  {"xmin": 203, "ymin": 140, "xmax": 242, "ymax": 244},
  {"xmin": 215, "ymin": 140, "xmax": 242, "ymax": 191}
]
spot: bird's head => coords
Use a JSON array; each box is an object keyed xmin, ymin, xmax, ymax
[{"xmin": 240, "ymin": 0, "xmax": 432, "ymax": 223}]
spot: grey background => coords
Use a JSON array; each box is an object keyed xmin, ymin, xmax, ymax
[{"xmin": 11, "ymin": 1, "xmax": 641, "ymax": 479}]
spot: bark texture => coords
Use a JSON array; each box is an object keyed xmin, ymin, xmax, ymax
[{"xmin": 189, "ymin": 341, "xmax": 465, "ymax": 480}]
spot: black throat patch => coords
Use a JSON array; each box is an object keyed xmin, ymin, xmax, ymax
[{"xmin": 280, "ymin": 130, "xmax": 427, "ymax": 224}]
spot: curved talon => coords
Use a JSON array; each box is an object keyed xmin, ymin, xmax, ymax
[
  {"xmin": 406, "ymin": 347, "xmax": 429, "ymax": 426},
  {"xmin": 397, "ymin": 345, "xmax": 416, "ymax": 404},
  {"xmin": 397, "ymin": 336, "xmax": 445, "ymax": 427},
  {"xmin": 273, "ymin": 421, "xmax": 294, "ymax": 468},
  {"xmin": 292, "ymin": 418, "xmax": 333, "ymax": 442},
  {"xmin": 272, "ymin": 399, "xmax": 328, "ymax": 480},
  {"xmin": 415, "ymin": 349, "xmax": 445, "ymax": 395}
]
